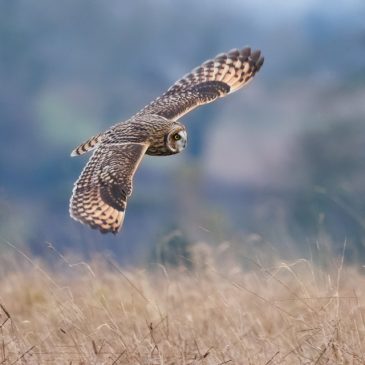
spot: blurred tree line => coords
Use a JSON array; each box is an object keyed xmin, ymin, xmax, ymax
[{"xmin": 0, "ymin": 0, "xmax": 364, "ymax": 262}]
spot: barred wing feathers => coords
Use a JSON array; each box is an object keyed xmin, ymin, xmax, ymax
[
  {"xmin": 138, "ymin": 47, "xmax": 264, "ymax": 120},
  {"xmin": 70, "ymin": 143, "xmax": 148, "ymax": 233},
  {"xmin": 71, "ymin": 133, "xmax": 104, "ymax": 157}
]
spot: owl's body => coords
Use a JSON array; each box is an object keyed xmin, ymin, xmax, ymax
[{"xmin": 70, "ymin": 47, "xmax": 264, "ymax": 233}]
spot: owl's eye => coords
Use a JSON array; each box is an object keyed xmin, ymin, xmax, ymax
[{"xmin": 174, "ymin": 133, "xmax": 181, "ymax": 141}]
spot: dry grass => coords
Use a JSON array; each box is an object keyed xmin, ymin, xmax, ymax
[{"xmin": 0, "ymin": 243, "xmax": 365, "ymax": 364}]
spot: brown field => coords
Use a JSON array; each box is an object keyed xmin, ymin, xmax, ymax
[{"xmin": 0, "ymin": 242, "xmax": 365, "ymax": 365}]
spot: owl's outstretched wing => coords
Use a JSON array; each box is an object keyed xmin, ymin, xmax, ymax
[
  {"xmin": 137, "ymin": 47, "xmax": 264, "ymax": 121},
  {"xmin": 70, "ymin": 142, "xmax": 148, "ymax": 233}
]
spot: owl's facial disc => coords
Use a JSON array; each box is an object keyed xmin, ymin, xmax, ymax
[
  {"xmin": 167, "ymin": 128, "xmax": 187, "ymax": 153},
  {"xmin": 175, "ymin": 130, "xmax": 187, "ymax": 152}
]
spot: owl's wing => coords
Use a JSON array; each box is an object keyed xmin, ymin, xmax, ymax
[
  {"xmin": 137, "ymin": 47, "xmax": 264, "ymax": 121},
  {"xmin": 70, "ymin": 142, "xmax": 148, "ymax": 233}
]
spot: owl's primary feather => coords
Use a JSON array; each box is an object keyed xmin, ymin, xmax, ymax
[
  {"xmin": 70, "ymin": 47, "xmax": 264, "ymax": 233},
  {"xmin": 137, "ymin": 47, "xmax": 264, "ymax": 120}
]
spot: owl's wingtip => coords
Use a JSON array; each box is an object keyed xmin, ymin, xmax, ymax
[
  {"xmin": 98, "ymin": 225, "xmax": 122, "ymax": 235},
  {"xmin": 69, "ymin": 195, "xmax": 126, "ymax": 235},
  {"xmin": 70, "ymin": 215, "xmax": 124, "ymax": 235},
  {"xmin": 256, "ymin": 56, "xmax": 264, "ymax": 71}
]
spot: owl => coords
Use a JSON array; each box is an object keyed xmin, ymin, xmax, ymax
[{"xmin": 70, "ymin": 47, "xmax": 264, "ymax": 233}]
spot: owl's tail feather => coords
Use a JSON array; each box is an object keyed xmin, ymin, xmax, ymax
[{"xmin": 71, "ymin": 133, "xmax": 103, "ymax": 157}]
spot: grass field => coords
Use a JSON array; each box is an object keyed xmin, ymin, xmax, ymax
[{"xmin": 0, "ymin": 242, "xmax": 365, "ymax": 364}]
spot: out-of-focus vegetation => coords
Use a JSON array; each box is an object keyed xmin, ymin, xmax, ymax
[
  {"xmin": 1, "ymin": 244, "xmax": 365, "ymax": 364},
  {"xmin": 1, "ymin": 0, "xmax": 365, "ymax": 260}
]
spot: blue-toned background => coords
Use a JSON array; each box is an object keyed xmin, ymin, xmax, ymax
[{"xmin": 1, "ymin": 0, "xmax": 365, "ymax": 262}]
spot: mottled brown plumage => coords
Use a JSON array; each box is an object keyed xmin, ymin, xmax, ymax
[{"xmin": 70, "ymin": 47, "xmax": 264, "ymax": 233}]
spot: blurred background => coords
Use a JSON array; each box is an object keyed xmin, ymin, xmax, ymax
[{"xmin": 1, "ymin": 0, "xmax": 365, "ymax": 264}]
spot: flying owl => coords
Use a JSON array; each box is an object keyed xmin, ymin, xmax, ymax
[{"xmin": 70, "ymin": 47, "xmax": 264, "ymax": 233}]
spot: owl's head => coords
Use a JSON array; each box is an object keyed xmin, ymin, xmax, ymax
[{"xmin": 166, "ymin": 125, "xmax": 187, "ymax": 153}]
